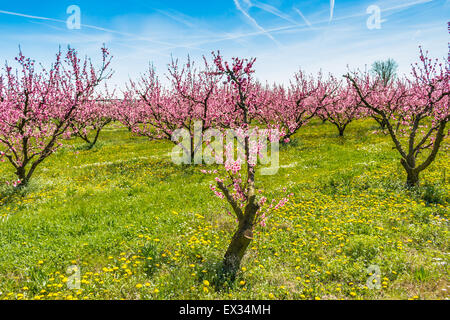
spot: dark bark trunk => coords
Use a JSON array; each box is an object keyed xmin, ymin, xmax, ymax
[
  {"xmin": 372, "ymin": 116, "xmax": 387, "ymax": 131},
  {"xmin": 222, "ymin": 223, "xmax": 253, "ymax": 277},
  {"xmin": 401, "ymin": 158, "xmax": 419, "ymax": 187},
  {"xmin": 222, "ymin": 234, "xmax": 252, "ymax": 278},
  {"xmin": 281, "ymin": 133, "xmax": 292, "ymax": 144},
  {"xmin": 334, "ymin": 122, "xmax": 347, "ymax": 137},
  {"xmin": 190, "ymin": 136, "xmax": 195, "ymax": 164},
  {"xmin": 92, "ymin": 129, "xmax": 101, "ymax": 146},
  {"xmin": 85, "ymin": 128, "xmax": 102, "ymax": 150},
  {"xmin": 222, "ymin": 199, "xmax": 259, "ymax": 279},
  {"xmin": 16, "ymin": 167, "xmax": 28, "ymax": 187},
  {"xmin": 406, "ymin": 170, "xmax": 419, "ymax": 187}
]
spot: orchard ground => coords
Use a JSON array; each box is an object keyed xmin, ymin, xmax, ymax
[{"xmin": 0, "ymin": 119, "xmax": 448, "ymax": 300}]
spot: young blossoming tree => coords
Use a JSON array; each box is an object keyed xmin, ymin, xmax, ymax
[
  {"xmin": 321, "ymin": 80, "xmax": 362, "ymax": 137},
  {"xmin": 126, "ymin": 58, "xmax": 222, "ymax": 163},
  {"xmin": 260, "ymin": 71, "xmax": 318, "ymax": 143},
  {"xmin": 115, "ymin": 93, "xmax": 146, "ymax": 132},
  {"xmin": 346, "ymin": 48, "xmax": 449, "ymax": 187},
  {"xmin": 72, "ymin": 86, "xmax": 116, "ymax": 149},
  {"xmin": 0, "ymin": 47, "xmax": 112, "ymax": 186},
  {"xmin": 167, "ymin": 57, "xmax": 224, "ymax": 162},
  {"xmin": 210, "ymin": 52, "xmax": 290, "ymax": 277},
  {"xmin": 124, "ymin": 67, "xmax": 175, "ymax": 140},
  {"xmin": 262, "ymin": 71, "xmax": 339, "ymax": 143}
]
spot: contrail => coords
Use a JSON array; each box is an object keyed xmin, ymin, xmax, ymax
[
  {"xmin": 233, "ymin": 0, "xmax": 280, "ymax": 45},
  {"xmin": 252, "ymin": 0, "xmax": 302, "ymax": 26},
  {"xmin": 330, "ymin": 0, "xmax": 335, "ymax": 22},
  {"xmin": 1, "ymin": 0, "xmax": 434, "ymax": 54},
  {"xmin": 0, "ymin": 9, "xmax": 198, "ymax": 49},
  {"xmin": 146, "ymin": 0, "xmax": 436, "ymax": 52},
  {"xmin": 0, "ymin": 9, "xmax": 64, "ymax": 23},
  {"xmin": 294, "ymin": 8, "xmax": 313, "ymax": 29},
  {"xmin": 386, "ymin": 0, "xmax": 433, "ymax": 11}
]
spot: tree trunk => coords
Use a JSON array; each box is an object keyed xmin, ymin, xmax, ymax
[
  {"xmin": 401, "ymin": 158, "xmax": 419, "ymax": 187},
  {"xmin": 86, "ymin": 128, "xmax": 102, "ymax": 150},
  {"xmin": 406, "ymin": 169, "xmax": 419, "ymax": 187},
  {"xmin": 222, "ymin": 198, "xmax": 259, "ymax": 278},
  {"xmin": 15, "ymin": 167, "xmax": 29, "ymax": 187},
  {"xmin": 222, "ymin": 220, "xmax": 253, "ymax": 278},
  {"xmin": 190, "ymin": 136, "xmax": 195, "ymax": 164},
  {"xmin": 281, "ymin": 133, "xmax": 292, "ymax": 144},
  {"xmin": 372, "ymin": 116, "xmax": 387, "ymax": 131},
  {"xmin": 92, "ymin": 129, "xmax": 100, "ymax": 146}
]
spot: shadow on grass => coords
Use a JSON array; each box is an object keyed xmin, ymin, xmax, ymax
[
  {"xmin": 280, "ymin": 138, "xmax": 301, "ymax": 150},
  {"xmin": 141, "ymin": 242, "xmax": 164, "ymax": 278},
  {"xmin": 195, "ymin": 258, "xmax": 243, "ymax": 293},
  {"xmin": 0, "ymin": 182, "xmax": 33, "ymax": 206},
  {"xmin": 73, "ymin": 142, "xmax": 105, "ymax": 152}
]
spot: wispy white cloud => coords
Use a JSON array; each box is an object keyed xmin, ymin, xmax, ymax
[
  {"xmin": 129, "ymin": 0, "xmax": 442, "ymax": 57},
  {"xmin": 230, "ymin": 0, "xmax": 437, "ymax": 41}
]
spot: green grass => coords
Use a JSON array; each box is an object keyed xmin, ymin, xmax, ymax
[{"xmin": 0, "ymin": 120, "xmax": 448, "ymax": 300}]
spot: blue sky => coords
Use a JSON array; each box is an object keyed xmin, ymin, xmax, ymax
[{"xmin": 0, "ymin": 0, "xmax": 448, "ymax": 87}]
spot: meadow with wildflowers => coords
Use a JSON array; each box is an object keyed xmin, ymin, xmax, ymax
[{"xmin": 0, "ymin": 118, "xmax": 448, "ymax": 300}]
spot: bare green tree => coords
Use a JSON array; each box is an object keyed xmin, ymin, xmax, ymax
[
  {"xmin": 370, "ymin": 59, "xmax": 399, "ymax": 130},
  {"xmin": 371, "ymin": 59, "xmax": 398, "ymax": 86}
]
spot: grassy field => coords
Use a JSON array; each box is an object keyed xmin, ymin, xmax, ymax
[{"xmin": 0, "ymin": 119, "xmax": 448, "ymax": 300}]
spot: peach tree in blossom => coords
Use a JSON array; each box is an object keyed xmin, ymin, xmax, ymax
[
  {"xmin": 209, "ymin": 52, "xmax": 290, "ymax": 277},
  {"xmin": 346, "ymin": 48, "xmax": 449, "ymax": 187},
  {"xmin": 72, "ymin": 85, "xmax": 116, "ymax": 149},
  {"xmin": 320, "ymin": 79, "xmax": 363, "ymax": 137},
  {"xmin": 0, "ymin": 47, "xmax": 112, "ymax": 186},
  {"xmin": 124, "ymin": 57, "xmax": 223, "ymax": 164},
  {"xmin": 261, "ymin": 71, "xmax": 339, "ymax": 143}
]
